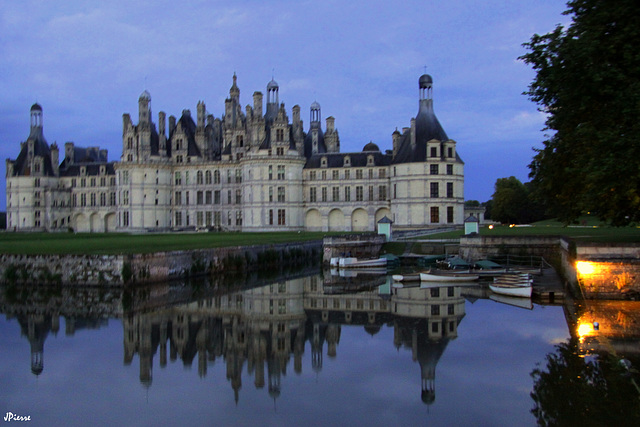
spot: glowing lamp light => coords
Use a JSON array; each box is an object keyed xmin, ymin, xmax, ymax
[
  {"xmin": 488, "ymin": 225, "xmax": 494, "ymax": 230},
  {"xmin": 576, "ymin": 261, "xmax": 595, "ymax": 276},
  {"xmin": 577, "ymin": 322, "xmax": 593, "ymax": 337}
]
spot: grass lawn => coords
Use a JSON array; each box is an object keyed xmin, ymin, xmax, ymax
[
  {"xmin": 0, "ymin": 231, "xmax": 340, "ymax": 255},
  {"xmin": 418, "ymin": 223, "xmax": 640, "ymax": 243}
]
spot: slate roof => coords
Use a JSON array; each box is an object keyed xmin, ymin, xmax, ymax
[
  {"xmin": 305, "ymin": 150, "xmax": 392, "ymax": 169},
  {"xmin": 169, "ymin": 111, "xmax": 201, "ymax": 157},
  {"xmin": 9, "ymin": 127, "xmax": 55, "ymax": 177}
]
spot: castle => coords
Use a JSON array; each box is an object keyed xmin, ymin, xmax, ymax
[{"xmin": 5, "ymin": 74, "xmax": 464, "ymax": 232}]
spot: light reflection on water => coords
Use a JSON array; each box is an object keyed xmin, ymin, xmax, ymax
[{"xmin": 1, "ymin": 271, "xmax": 635, "ymax": 426}]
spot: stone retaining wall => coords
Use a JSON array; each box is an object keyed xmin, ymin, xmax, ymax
[{"xmin": 0, "ymin": 240, "xmax": 322, "ymax": 286}]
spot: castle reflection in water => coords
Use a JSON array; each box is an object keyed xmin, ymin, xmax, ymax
[{"xmin": 1, "ymin": 271, "xmax": 466, "ymax": 404}]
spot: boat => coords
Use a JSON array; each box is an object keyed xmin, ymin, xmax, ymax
[
  {"xmin": 489, "ymin": 283, "xmax": 532, "ymax": 298},
  {"xmin": 330, "ymin": 257, "xmax": 340, "ymax": 267},
  {"xmin": 338, "ymin": 257, "xmax": 387, "ymax": 268},
  {"xmin": 493, "ymin": 273, "xmax": 533, "ymax": 286},
  {"xmin": 490, "ymin": 294, "xmax": 533, "ymax": 310},
  {"xmin": 420, "ymin": 271, "xmax": 479, "ymax": 282},
  {"xmin": 392, "ymin": 273, "xmax": 421, "ymax": 282}
]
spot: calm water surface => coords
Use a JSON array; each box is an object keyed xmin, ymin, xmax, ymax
[{"xmin": 1, "ymin": 271, "xmax": 636, "ymax": 426}]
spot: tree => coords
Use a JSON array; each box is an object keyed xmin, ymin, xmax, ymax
[
  {"xmin": 520, "ymin": 0, "xmax": 640, "ymax": 225},
  {"xmin": 490, "ymin": 176, "xmax": 543, "ymax": 224},
  {"xmin": 531, "ymin": 338, "xmax": 640, "ymax": 426}
]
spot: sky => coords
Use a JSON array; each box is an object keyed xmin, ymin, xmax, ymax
[{"xmin": 0, "ymin": 0, "xmax": 571, "ymax": 210}]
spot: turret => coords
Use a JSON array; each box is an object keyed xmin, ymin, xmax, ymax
[{"xmin": 138, "ymin": 90, "xmax": 151, "ymax": 125}]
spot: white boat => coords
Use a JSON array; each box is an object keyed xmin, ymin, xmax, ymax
[
  {"xmin": 330, "ymin": 257, "xmax": 340, "ymax": 267},
  {"xmin": 489, "ymin": 283, "xmax": 532, "ymax": 298},
  {"xmin": 338, "ymin": 257, "xmax": 387, "ymax": 268},
  {"xmin": 392, "ymin": 274, "xmax": 421, "ymax": 282},
  {"xmin": 490, "ymin": 294, "xmax": 533, "ymax": 310},
  {"xmin": 420, "ymin": 271, "xmax": 479, "ymax": 282}
]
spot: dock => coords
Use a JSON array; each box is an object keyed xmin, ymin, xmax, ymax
[{"xmin": 532, "ymin": 268, "xmax": 566, "ymax": 303}]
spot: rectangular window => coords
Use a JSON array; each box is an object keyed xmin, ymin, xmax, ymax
[
  {"xmin": 123, "ymin": 211, "xmax": 129, "ymax": 227},
  {"xmin": 368, "ymin": 185, "xmax": 374, "ymax": 201},
  {"xmin": 277, "ymin": 165, "xmax": 285, "ymax": 180},
  {"xmin": 197, "ymin": 211, "xmax": 204, "ymax": 227},
  {"xmin": 277, "ymin": 187, "xmax": 285, "ymax": 202},
  {"xmin": 206, "ymin": 211, "xmax": 212, "ymax": 226},
  {"xmin": 100, "ymin": 193, "xmax": 106, "ymax": 207},
  {"xmin": 447, "ymin": 206, "xmax": 454, "ymax": 223},
  {"xmin": 110, "ymin": 192, "xmax": 116, "ymax": 206},
  {"xmin": 236, "ymin": 211, "xmax": 242, "ymax": 226},
  {"xmin": 321, "ymin": 170, "xmax": 327, "ymax": 180},
  {"xmin": 430, "ymin": 164, "xmax": 439, "ymax": 175},
  {"xmin": 332, "ymin": 170, "xmax": 339, "ymax": 180},
  {"xmin": 278, "ymin": 209, "xmax": 286, "ymax": 225},
  {"xmin": 310, "ymin": 187, "xmax": 317, "ymax": 203},
  {"xmin": 310, "ymin": 171, "xmax": 316, "ymax": 181},
  {"xmin": 447, "ymin": 164, "xmax": 453, "ymax": 175},
  {"xmin": 322, "ymin": 187, "xmax": 327, "ymax": 202},
  {"xmin": 269, "ymin": 166, "xmax": 273, "ymax": 180},
  {"xmin": 174, "ymin": 172, "xmax": 181, "ymax": 185},
  {"xmin": 197, "ymin": 191, "xmax": 204, "ymax": 205},
  {"xmin": 175, "ymin": 212, "xmax": 182, "ymax": 227},
  {"xmin": 345, "ymin": 170, "xmax": 350, "ymax": 180},
  {"xmin": 332, "ymin": 187, "xmax": 339, "ymax": 202},
  {"xmin": 269, "ymin": 209, "xmax": 274, "ymax": 225},
  {"xmin": 235, "ymin": 169, "xmax": 242, "ymax": 183},
  {"xmin": 214, "ymin": 190, "xmax": 220, "ymax": 204},
  {"xmin": 344, "ymin": 187, "xmax": 351, "ymax": 202},
  {"xmin": 236, "ymin": 189, "xmax": 241, "ymax": 204},
  {"xmin": 430, "ymin": 182, "xmax": 439, "ymax": 198},
  {"xmin": 356, "ymin": 186, "xmax": 363, "ymax": 201},
  {"xmin": 206, "ymin": 191, "xmax": 212, "ymax": 204},
  {"xmin": 378, "ymin": 169, "xmax": 386, "ymax": 179},
  {"xmin": 430, "ymin": 147, "xmax": 437, "ymax": 158},
  {"xmin": 356, "ymin": 169, "xmax": 363, "ymax": 179},
  {"xmin": 430, "ymin": 206, "xmax": 439, "ymax": 223},
  {"xmin": 447, "ymin": 182, "xmax": 454, "ymax": 198},
  {"xmin": 379, "ymin": 185, "xmax": 387, "ymax": 201},
  {"xmin": 228, "ymin": 190, "xmax": 232, "ymax": 204}
]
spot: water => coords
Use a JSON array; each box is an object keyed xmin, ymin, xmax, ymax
[{"xmin": 0, "ymin": 272, "xmax": 636, "ymax": 426}]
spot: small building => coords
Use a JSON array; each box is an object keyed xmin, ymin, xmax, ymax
[
  {"xmin": 377, "ymin": 216, "xmax": 393, "ymax": 241},
  {"xmin": 464, "ymin": 214, "xmax": 479, "ymax": 235}
]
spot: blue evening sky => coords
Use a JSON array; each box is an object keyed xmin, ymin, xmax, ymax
[{"xmin": 0, "ymin": 1, "xmax": 570, "ymax": 209}]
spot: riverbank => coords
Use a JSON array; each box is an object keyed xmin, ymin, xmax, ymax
[{"xmin": 0, "ymin": 240, "xmax": 323, "ymax": 286}]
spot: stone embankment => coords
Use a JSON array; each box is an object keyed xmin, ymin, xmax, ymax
[
  {"xmin": 0, "ymin": 241, "xmax": 322, "ymax": 286},
  {"xmin": 460, "ymin": 235, "xmax": 640, "ymax": 300}
]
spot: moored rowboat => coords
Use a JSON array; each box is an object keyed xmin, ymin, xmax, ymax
[
  {"xmin": 489, "ymin": 283, "xmax": 532, "ymax": 298},
  {"xmin": 420, "ymin": 272, "xmax": 479, "ymax": 282},
  {"xmin": 338, "ymin": 257, "xmax": 387, "ymax": 268}
]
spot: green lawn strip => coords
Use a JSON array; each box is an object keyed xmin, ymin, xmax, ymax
[
  {"xmin": 0, "ymin": 231, "xmax": 341, "ymax": 255},
  {"xmin": 416, "ymin": 225, "xmax": 640, "ymax": 242}
]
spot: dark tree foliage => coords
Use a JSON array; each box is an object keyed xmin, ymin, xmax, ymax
[
  {"xmin": 520, "ymin": 0, "xmax": 640, "ymax": 225},
  {"xmin": 490, "ymin": 176, "xmax": 545, "ymax": 224},
  {"xmin": 531, "ymin": 338, "xmax": 640, "ymax": 426}
]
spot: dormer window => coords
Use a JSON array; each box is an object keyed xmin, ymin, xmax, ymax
[
  {"xmin": 100, "ymin": 166, "xmax": 106, "ymax": 175},
  {"xmin": 344, "ymin": 156, "xmax": 351, "ymax": 166},
  {"xmin": 80, "ymin": 166, "xmax": 86, "ymax": 176},
  {"xmin": 321, "ymin": 157, "xmax": 327, "ymax": 167},
  {"xmin": 367, "ymin": 155, "xmax": 374, "ymax": 166}
]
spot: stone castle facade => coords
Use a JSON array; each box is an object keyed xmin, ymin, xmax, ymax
[{"xmin": 5, "ymin": 74, "xmax": 464, "ymax": 232}]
